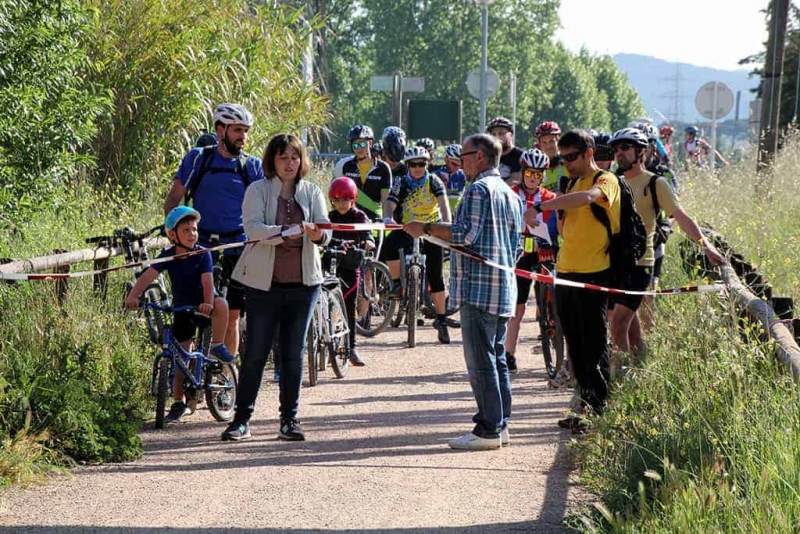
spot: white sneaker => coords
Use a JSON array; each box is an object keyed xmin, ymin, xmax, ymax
[
  {"xmin": 500, "ymin": 428, "xmax": 510, "ymax": 447},
  {"xmin": 448, "ymin": 432, "xmax": 501, "ymax": 450}
]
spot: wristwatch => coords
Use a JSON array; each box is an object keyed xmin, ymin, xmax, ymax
[{"xmin": 423, "ymin": 222, "xmax": 432, "ymax": 235}]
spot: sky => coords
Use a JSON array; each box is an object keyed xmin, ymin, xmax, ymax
[{"xmin": 557, "ymin": 0, "xmax": 773, "ymax": 71}]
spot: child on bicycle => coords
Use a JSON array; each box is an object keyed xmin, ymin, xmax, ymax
[
  {"xmin": 125, "ymin": 206, "xmax": 236, "ymax": 424},
  {"xmin": 505, "ymin": 148, "xmax": 559, "ymax": 374},
  {"xmin": 327, "ymin": 177, "xmax": 375, "ymax": 366}
]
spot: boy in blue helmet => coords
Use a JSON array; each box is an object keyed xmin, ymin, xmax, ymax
[{"xmin": 126, "ymin": 206, "xmax": 236, "ymax": 424}]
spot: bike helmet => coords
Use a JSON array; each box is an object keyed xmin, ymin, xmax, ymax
[
  {"xmin": 635, "ymin": 122, "xmax": 659, "ymax": 143},
  {"xmin": 487, "ymin": 116, "xmax": 514, "ymax": 133},
  {"xmin": 382, "ymin": 127, "xmax": 407, "ymax": 162},
  {"xmin": 328, "ymin": 177, "xmax": 358, "ymax": 200},
  {"xmin": 685, "ymin": 125, "xmax": 699, "ymax": 136},
  {"xmin": 347, "ymin": 124, "xmax": 374, "ymax": 142},
  {"xmin": 372, "ymin": 141, "xmax": 384, "ymax": 157},
  {"xmin": 660, "ymin": 125, "xmax": 675, "ymax": 137},
  {"xmin": 402, "ymin": 146, "xmax": 430, "ymax": 162},
  {"xmin": 520, "ymin": 148, "xmax": 550, "ymax": 170},
  {"xmin": 592, "ymin": 132, "xmax": 614, "ymax": 161},
  {"xmin": 416, "ymin": 137, "xmax": 435, "ymax": 152},
  {"xmin": 212, "ymin": 103, "xmax": 254, "ymax": 127},
  {"xmin": 444, "ymin": 144, "xmax": 462, "ymax": 160},
  {"xmin": 535, "ymin": 120, "xmax": 561, "ymax": 138},
  {"xmin": 610, "ymin": 127, "xmax": 649, "ymax": 148},
  {"xmin": 165, "ymin": 206, "xmax": 201, "ymax": 231}
]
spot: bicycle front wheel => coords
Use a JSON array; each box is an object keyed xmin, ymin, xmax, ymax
[
  {"xmin": 142, "ymin": 284, "xmax": 168, "ymax": 344},
  {"xmin": 356, "ymin": 260, "xmax": 397, "ymax": 337},
  {"xmin": 328, "ymin": 289, "xmax": 351, "ymax": 379},
  {"xmin": 407, "ymin": 265, "xmax": 421, "ymax": 348},
  {"xmin": 154, "ymin": 356, "xmax": 171, "ymax": 430},
  {"xmin": 536, "ymin": 283, "xmax": 558, "ymax": 379},
  {"xmin": 205, "ymin": 362, "xmax": 238, "ymax": 422},
  {"xmin": 306, "ymin": 305, "xmax": 321, "ymax": 387}
]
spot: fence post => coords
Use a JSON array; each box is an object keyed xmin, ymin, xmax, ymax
[
  {"xmin": 93, "ymin": 258, "xmax": 109, "ymax": 300},
  {"xmin": 52, "ymin": 250, "xmax": 69, "ymax": 305}
]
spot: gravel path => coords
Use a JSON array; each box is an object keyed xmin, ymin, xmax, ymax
[{"xmin": 0, "ymin": 314, "xmax": 588, "ymax": 532}]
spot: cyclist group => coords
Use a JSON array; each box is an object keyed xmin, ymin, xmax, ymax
[{"xmin": 128, "ymin": 100, "xmax": 727, "ymax": 447}]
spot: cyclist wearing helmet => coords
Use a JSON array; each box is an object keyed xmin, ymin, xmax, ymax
[
  {"xmin": 416, "ymin": 137, "xmax": 440, "ymax": 173},
  {"xmin": 326, "ymin": 177, "xmax": 376, "ymax": 367},
  {"xmin": 505, "ymin": 149, "xmax": 558, "ymax": 374},
  {"xmin": 164, "ymin": 102, "xmax": 265, "ymax": 358},
  {"xmin": 436, "ymin": 144, "xmax": 468, "ymax": 212},
  {"xmin": 371, "ymin": 141, "xmax": 384, "ymax": 160},
  {"xmin": 592, "ymin": 132, "xmax": 615, "ymax": 172},
  {"xmin": 683, "ymin": 125, "xmax": 728, "ymax": 168},
  {"xmin": 125, "ymin": 206, "xmax": 236, "ymax": 424},
  {"xmin": 487, "ymin": 116, "xmax": 523, "ymax": 185},
  {"xmin": 659, "ymin": 125, "xmax": 675, "ymax": 158},
  {"xmin": 534, "ymin": 121, "xmax": 568, "ymax": 194},
  {"xmin": 381, "ymin": 146, "xmax": 452, "ymax": 344},
  {"xmin": 333, "ymin": 124, "xmax": 392, "ymax": 221},
  {"xmin": 382, "ymin": 126, "xmax": 408, "ymax": 180},
  {"xmin": 609, "ymin": 128, "xmax": 723, "ymax": 372}
]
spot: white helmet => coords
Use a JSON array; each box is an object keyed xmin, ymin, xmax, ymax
[
  {"xmin": 610, "ymin": 127, "xmax": 649, "ymax": 148},
  {"xmin": 402, "ymin": 146, "xmax": 430, "ymax": 162},
  {"xmin": 213, "ymin": 103, "xmax": 254, "ymax": 127},
  {"xmin": 636, "ymin": 122, "xmax": 659, "ymax": 143},
  {"xmin": 520, "ymin": 148, "xmax": 549, "ymax": 170},
  {"xmin": 444, "ymin": 144, "xmax": 462, "ymax": 160}
]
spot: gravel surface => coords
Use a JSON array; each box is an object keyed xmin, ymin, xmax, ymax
[{"xmin": 0, "ymin": 314, "xmax": 589, "ymax": 533}]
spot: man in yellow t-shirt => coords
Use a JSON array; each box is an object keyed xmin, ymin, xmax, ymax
[
  {"xmin": 609, "ymin": 128, "xmax": 725, "ymax": 360},
  {"xmin": 523, "ymin": 129, "xmax": 620, "ymax": 428}
]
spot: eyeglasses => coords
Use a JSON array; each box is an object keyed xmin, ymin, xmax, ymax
[
  {"xmin": 351, "ymin": 141, "xmax": 370, "ymax": 150},
  {"xmin": 330, "ymin": 198, "xmax": 352, "ymax": 204},
  {"xmin": 614, "ymin": 143, "xmax": 634, "ymax": 153},
  {"xmin": 522, "ymin": 168, "xmax": 544, "ymax": 179},
  {"xmin": 406, "ymin": 161, "xmax": 427, "ymax": 168},
  {"xmin": 460, "ymin": 150, "xmax": 479, "ymax": 158},
  {"xmin": 561, "ymin": 150, "xmax": 585, "ymax": 163}
]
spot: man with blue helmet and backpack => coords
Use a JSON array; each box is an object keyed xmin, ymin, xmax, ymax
[{"xmin": 164, "ymin": 103, "xmax": 265, "ymax": 358}]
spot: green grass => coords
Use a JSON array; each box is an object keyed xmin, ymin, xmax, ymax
[{"xmin": 572, "ymin": 142, "xmax": 800, "ymax": 532}]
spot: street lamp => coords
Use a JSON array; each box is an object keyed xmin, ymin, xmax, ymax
[{"xmin": 475, "ymin": 0, "xmax": 495, "ymax": 132}]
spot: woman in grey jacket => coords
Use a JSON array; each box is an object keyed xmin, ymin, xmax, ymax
[{"xmin": 222, "ymin": 133, "xmax": 331, "ymax": 442}]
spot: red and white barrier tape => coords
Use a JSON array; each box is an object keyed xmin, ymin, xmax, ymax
[{"xmin": 1, "ymin": 221, "xmax": 725, "ymax": 296}]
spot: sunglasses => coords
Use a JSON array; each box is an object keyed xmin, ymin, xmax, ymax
[
  {"xmin": 460, "ymin": 150, "xmax": 479, "ymax": 158},
  {"xmin": 351, "ymin": 141, "xmax": 370, "ymax": 150},
  {"xmin": 522, "ymin": 168, "xmax": 544, "ymax": 179},
  {"xmin": 614, "ymin": 143, "xmax": 634, "ymax": 153},
  {"xmin": 561, "ymin": 150, "xmax": 584, "ymax": 163},
  {"xmin": 406, "ymin": 161, "xmax": 427, "ymax": 168}
]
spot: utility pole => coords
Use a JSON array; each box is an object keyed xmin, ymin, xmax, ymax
[
  {"xmin": 758, "ymin": 0, "xmax": 791, "ymax": 173},
  {"xmin": 660, "ymin": 64, "xmax": 685, "ymax": 124}
]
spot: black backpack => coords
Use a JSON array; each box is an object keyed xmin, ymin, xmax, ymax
[
  {"xmin": 644, "ymin": 175, "xmax": 673, "ymax": 248},
  {"xmin": 183, "ymin": 145, "xmax": 254, "ymax": 204},
  {"xmin": 570, "ymin": 171, "xmax": 647, "ymax": 286}
]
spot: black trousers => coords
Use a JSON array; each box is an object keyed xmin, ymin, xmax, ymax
[{"xmin": 556, "ymin": 270, "xmax": 611, "ymax": 414}]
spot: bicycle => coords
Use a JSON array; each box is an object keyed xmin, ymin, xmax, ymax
[
  {"xmin": 396, "ymin": 236, "xmax": 425, "ymax": 348},
  {"xmin": 87, "ymin": 225, "xmax": 170, "ymax": 344},
  {"xmin": 353, "ymin": 249, "xmax": 396, "ymax": 338},
  {"xmin": 534, "ymin": 261, "xmax": 565, "ymax": 379},
  {"xmin": 305, "ymin": 244, "xmax": 351, "ymax": 386},
  {"xmin": 139, "ymin": 303, "xmax": 238, "ymax": 429}
]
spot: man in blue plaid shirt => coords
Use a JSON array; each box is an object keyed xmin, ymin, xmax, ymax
[{"xmin": 405, "ymin": 133, "xmax": 523, "ymax": 451}]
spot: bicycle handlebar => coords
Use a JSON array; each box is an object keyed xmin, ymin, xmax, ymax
[
  {"xmin": 86, "ymin": 225, "xmax": 166, "ymax": 246},
  {"xmin": 134, "ymin": 302, "xmax": 210, "ymax": 318}
]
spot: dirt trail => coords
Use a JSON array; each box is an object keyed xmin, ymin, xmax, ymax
[{"xmin": 0, "ymin": 314, "xmax": 588, "ymax": 533}]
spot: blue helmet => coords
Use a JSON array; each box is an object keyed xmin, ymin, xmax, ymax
[
  {"xmin": 685, "ymin": 125, "xmax": 699, "ymax": 136},
  {"xmin": 165, "ymin": 206, "xmax": 200, "ymax": 231}
]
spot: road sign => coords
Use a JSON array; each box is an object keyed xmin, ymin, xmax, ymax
[
  {"xmin": 401, "ymin": 77, "xmax": 425, "ymax": 93},
  {"xmin": 695, "ymin": 81, "xmax": 735, "ymax": 120},
  {"xmin": 370, "ymin": 75, "xmax": 425, "ymax": 93},
  {"xmin": 370, "ymin": 75, "xmax": 393, "ymax": 92},
  {"xmin": 466, "ymin": 68, "xmax": 499, "ymax": 100}
]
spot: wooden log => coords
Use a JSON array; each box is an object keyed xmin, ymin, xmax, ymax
[
  {"xmin": 720, "ymin": 263, "xmax": 800, "ymax": 382},
  {"xmin": 0, "ymin": 238, "xmax": 169, "ymax": 276}
]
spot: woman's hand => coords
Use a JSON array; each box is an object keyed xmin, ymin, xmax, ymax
[{"xmin": 305, "ymin": 223, "xmax": 323, "ymax": 242}]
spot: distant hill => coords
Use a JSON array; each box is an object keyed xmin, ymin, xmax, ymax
[{"xmin": 613, "ymin": 53, "xmax": 759, "ymax": 124}]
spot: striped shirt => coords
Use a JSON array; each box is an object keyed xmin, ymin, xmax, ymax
[{"xmin": 450, "ymin": 168, "xmax": 523, "ymax": 317}]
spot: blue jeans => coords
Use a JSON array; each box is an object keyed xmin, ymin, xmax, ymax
[
  {"xmin": 235, "ymin": 284, "xmax": 320, "ymax": 423},
  {"xmin": 460, "ymin": 304, "xmax": 512, "ymax": 438}
]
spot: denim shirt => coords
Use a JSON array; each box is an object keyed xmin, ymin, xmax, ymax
[{"xmin": 449, "ymin": 168, "xmax": 523, "ymax": 317}]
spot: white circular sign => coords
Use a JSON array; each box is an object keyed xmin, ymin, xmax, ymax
[
  {"xmin": 695, "ymin": 81, "xmax": 735, "ymax": 120},
  {"xmin": 466, "ymin": 68, "xmax": 499, "ymax": 100}
]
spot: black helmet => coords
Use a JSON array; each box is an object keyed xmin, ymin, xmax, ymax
[
  {"xmin": 416, "ymin": 137, "xmax": 435, "ymax": 152},
  {"xmin": 347, "ymin": 124, "xmax": 374, "ymax": 142},
  {"xmin": 382, "ymin": 127, "xmax": 407, "ymax": 162},
  {"xmin": 592, "ymin": 132, "xmax": 614, "ymax": 161},
  {"xmin": 487, "ymin": 116, "xmax": 514, "ymax": 133},
  {"xmin": 195, "ymin": 131, "xmax": 218, "ymax": 148},
  {"xmin": 372, "ymin": 141, "xmax": 384, "ymax": 157}
]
